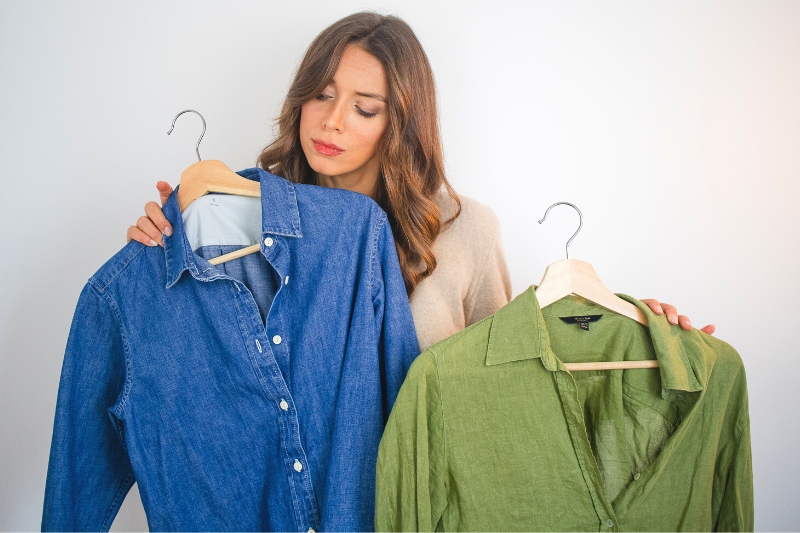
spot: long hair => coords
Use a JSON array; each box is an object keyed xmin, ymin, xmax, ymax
[{"xmin": 257, "ymin": 12, "xmax": 460, "ymax": 295}]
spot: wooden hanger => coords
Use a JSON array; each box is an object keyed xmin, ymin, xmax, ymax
[
  {"xmin": 535, "ymin": 202, "xmax": 656, "ymax": 371},
  {"xmin": 176, "ymin": 160, "xmax": 260, "ymax": 212},
  {"xmin": 168, "ymin": 110, "xmax": 261, "ymax": 266}
]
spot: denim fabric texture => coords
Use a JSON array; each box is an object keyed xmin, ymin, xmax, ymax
[{"xmin": 43, "ymin": 168, "xmax": 420, "ymax": 532}]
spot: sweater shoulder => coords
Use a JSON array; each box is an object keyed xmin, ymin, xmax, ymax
[
  {"xmin": 438, "ymin": 191, "xmax": 499, "ymax": 231},
  {"xmin": 434, "ymin": 191, "xmax": 501, "ymax": 256}
]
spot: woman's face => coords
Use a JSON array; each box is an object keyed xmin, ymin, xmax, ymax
[{"xmin": 299, "ymin": 44, "xmax": 390, "ymax": 198}]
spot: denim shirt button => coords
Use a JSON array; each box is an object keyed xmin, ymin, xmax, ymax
[
  {"xmin": 272, "ymin": 335, "xmax": 282, "ymax": 345},
  {"xmin": 279, "ymin": 399, "xmax": 289, "ymax": 411},
  {"xmin": 308, "ymin": 529, "xmax": 315, "ymax": 533},
  {"xmin": 293, "ymin": 460, "xmax": 303, "ymax": 472},
  {"xmin": 284, "ymin": 275, "xmax": 290, "ymax": 285},
  {"xmin": 263, "ymin": 237, "xmax": 274, "ymax": 247}
]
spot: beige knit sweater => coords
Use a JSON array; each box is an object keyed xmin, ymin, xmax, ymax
[{"xmin": 409, "ymin": 191, "xmax": 512, "ymax": 351}]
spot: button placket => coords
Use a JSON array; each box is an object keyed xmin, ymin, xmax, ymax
[
  {"xmin": 251, "ymin": 236, "xmax": 319, "ymax": 528},
  {"xmin": 554, "ymin": 371, "xmax": 617, "ymax": 531}
]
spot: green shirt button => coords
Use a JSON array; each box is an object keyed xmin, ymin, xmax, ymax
[
  {"xmin": 633, "ymin": 472, "xmax": 641, "ymax": 480},
  {"xmin": 606, "ymin": 518, "xmax": 614, "ymax": 528}
]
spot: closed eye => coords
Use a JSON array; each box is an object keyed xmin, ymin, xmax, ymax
[{"xmin": 355, "ymin": 106, "xmax": 377, "ymax": 118}]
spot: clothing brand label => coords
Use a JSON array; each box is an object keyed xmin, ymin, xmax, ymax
[{"xmin": 559, "ymin": 315, "xmax": 603, "ymax": 331}]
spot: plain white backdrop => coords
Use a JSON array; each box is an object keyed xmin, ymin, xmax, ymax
[{"xmin": 1, "ymin": 1, "xmax": 798, "ymax": 530}]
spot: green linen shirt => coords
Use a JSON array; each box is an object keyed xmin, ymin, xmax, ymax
[{"xmin": 375, "ymin": 287, "xmax": 752, "ymax": 531}]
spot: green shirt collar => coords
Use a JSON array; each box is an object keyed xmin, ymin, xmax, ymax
[{"xmin": 486, "ymin": 286, "xmax": 704, "ymax": 392}]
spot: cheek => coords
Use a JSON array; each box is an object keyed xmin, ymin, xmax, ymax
[
  {"xmin": 354, "ymin": 120, "xmax": 388, "ymax": 155},
  {"xmin": 299, "ymin": 104, "xmax": 312, "ymax": 137}
]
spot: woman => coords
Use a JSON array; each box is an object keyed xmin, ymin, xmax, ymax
[{"xmin": 127, "ymin": 12, "xmax": 714, "ymax": 349}]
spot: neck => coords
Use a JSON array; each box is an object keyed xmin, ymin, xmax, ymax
[{"xmin": 316, "ymin": 172, "xmax": 379, "ymax": 199}]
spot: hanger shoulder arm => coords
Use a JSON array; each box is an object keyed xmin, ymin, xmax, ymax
[
  {"xmin": 177, "ymin": 160, "xmax": 260, "ymax": 212},
  {"xmin": 564, "ymin": 360, "xmax": 659, "ymax": 371}
]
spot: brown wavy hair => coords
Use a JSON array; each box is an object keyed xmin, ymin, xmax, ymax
[{"xmin": 257, "ymin": 11, "xmax": 460, "ymax": 295}]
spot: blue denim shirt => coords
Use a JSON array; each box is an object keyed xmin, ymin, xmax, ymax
[{"xmin": 43, "ymin": 168, "xmax": 420, "ymax": 532}]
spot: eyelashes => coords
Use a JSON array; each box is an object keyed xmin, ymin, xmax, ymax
[
  {"xmin": 315, "ymin": 94, "xmax": 379, "ymax": 119},
  {"xmin": 356, "ymin": 107, "xmax": 377, "ymax": 119}
]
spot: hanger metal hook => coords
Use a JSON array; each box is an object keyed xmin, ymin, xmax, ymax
[
  {"xmin": 538, "ymin": 202, "xmax": 583, "ymax": 259},
  {"xmin": 167, "ymin": 109, "xmax": 206, "ymax": 162}
]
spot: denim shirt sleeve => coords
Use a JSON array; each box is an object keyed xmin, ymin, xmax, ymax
[
  {"xmin": 42, "ymin": 282, "xmax": 134, "ymax": 532},
  {"xmin": 370, "ymin": 211, "xmax": 420, "ymax": 418}
]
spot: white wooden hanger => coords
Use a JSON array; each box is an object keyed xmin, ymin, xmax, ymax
[
  {"xmin": 535, "ymin": 202, "xmax": 657, "ymax": 371},
  {"xmin": 168, "ymin": 110, "xmax": 261, "ymax": 266}
]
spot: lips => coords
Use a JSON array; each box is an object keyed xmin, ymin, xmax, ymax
[{"xmin": 312, "ymin": 139, "xmax": 344, "ymax": 156}]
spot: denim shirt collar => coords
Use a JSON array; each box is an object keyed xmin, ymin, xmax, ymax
[
  {"xmin": 163, "ymin": 167, "xmax": 302, "ymax": 288},
  {"xmin": 485, "ymin": 285, "xmax": 704, "ymax": 393}
]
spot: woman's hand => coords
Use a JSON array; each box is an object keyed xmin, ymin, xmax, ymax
[
  {"xmin": 640, "ymin": 298, "xmax": 716, "ymax": 334},
  {"xmin": 126, "ymin": 182, "xmax": 175, "ymax": 247}
]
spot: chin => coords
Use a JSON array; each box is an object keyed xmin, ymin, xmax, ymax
[{"xmin": 307, "ymin": 158, "xmax": 349, "ymax": 178}]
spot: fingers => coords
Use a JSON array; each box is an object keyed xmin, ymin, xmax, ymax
[
  {"xmin": 640, "ymin": 299, "xmax": 661, "ymax": 313},
  {"xmin": 641, "ymin": 298, "xmax": 715, "ymax": 335},
  {"xmin": 126, "ymin": 184, "xmax": 173, "ymax": 247},
  {"xmin": 660, "ymin": 303, "xmax": 680, "ymax": 326},
  {"xmin": 641, "ymin": 299, "xmax": 679, "ymax": 325},
  {"xmin": 144, "ymin": 201, "xmax": 172, "ymax": 237},
  {"xmin": 136, "ymin": 215, "xmax": 164, "ymax": 247},
  {"xmin": 156, "ymin": 181, "xmax": 174, "ymax": 207},
  {"xmin": 700, "ymin": 324, "xmax": 716, "ymax": 335},
  {"xmin": 127, "ymin": 224, "xmax": 160, "ymax": 247},
  {"xmin": 640, "ymin": 298, "xmax": 664, "ymax": 315},
  {"xmin": 679, "ymin": 317, "xmax": 717, "ymax": 334}
]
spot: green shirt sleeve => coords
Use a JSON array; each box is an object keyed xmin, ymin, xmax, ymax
[
  {"xmin": 715, "ymin": 367, "xmax": 754, "ymax": 532},
  {"xmin": 375, "ymin": 350, "xmax": 447, "ymax": 531}
]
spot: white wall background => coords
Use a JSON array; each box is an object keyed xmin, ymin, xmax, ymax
[{"xmin": 1, "ymin": 1, "xmax": 798, "ymax": 530}]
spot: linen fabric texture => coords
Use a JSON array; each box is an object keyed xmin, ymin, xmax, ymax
[
  {"xmin": 43, "ymin": 168, "xmax": 420, "ymax": 532},
  {"xmin": 376, "ymin": 287, "xmax": 753, "ymax": 531}
]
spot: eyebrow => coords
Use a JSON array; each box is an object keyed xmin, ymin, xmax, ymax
[{"xmin": 356, "ymin": 91, "xmax": 388, "ymax": 103}]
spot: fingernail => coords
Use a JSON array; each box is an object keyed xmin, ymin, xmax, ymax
[
  {"xmin": 149, "ymin": 239, "xmax": 158, "ymax": 247},
  {"xmin": 163, "ymin": 226, "xmax": 173, "ymax": 237},
  {"xmin": 655, "ymin": 305, "xmax": 663, "ymax": 314},
  {"xmin": 685, "ymin": 320, "xmax": 692, "ymax": 329},
  {"xmin": 668, "ymin": 314, "xmax": 678, "ymax": 325}
]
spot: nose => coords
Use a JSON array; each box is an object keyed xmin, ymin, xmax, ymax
[{"xmin": 323, "ymin": 100, "xmax": 345, "ymax": 132}]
